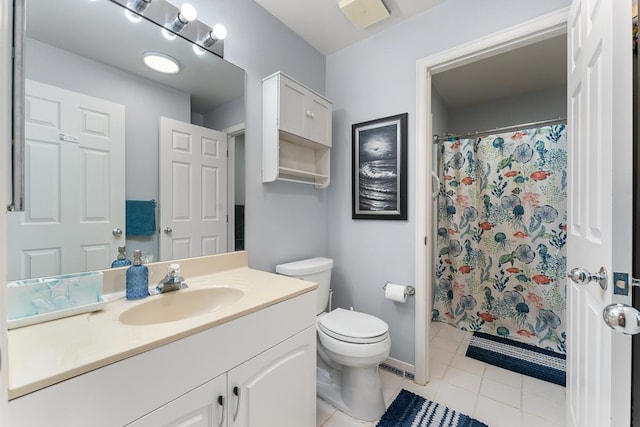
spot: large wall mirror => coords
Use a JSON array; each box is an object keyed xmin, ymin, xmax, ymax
[{"xmin": 7, "ymin": 0, "xmax": 246, "ymax": 281}]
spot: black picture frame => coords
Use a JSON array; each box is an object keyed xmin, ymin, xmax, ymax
[{"xmin": 352, "ymin": 113, "xmax": 408, "ymax": 220}]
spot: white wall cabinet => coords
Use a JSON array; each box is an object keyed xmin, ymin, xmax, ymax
[
  {"xmin": 8, "ymin": 291, "xmax": 316, "ymax": 427},
  {"xmin": 263, "ymin": 72, "xmax": 332, "ymax": 188}
]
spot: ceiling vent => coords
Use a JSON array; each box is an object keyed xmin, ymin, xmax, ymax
[{"xmin": 338, "ymin": 0, "xmax": 390, "ymax": 29}]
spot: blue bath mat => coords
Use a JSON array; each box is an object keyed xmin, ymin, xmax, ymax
[
  {"xmin": 466, "ymin": 331, "xmax": 566, "ymax": 386},
  {"xmin": 376, "ymin": 389, "xmax": 488, "ymax": 427}
]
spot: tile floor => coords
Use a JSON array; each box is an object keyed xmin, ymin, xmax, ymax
[{"xmin": 316, "ymin": 321, "xmax": 566, "ymax": 427}]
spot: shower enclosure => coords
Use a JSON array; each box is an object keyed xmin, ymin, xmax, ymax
[{"xmin": 432, "ymin": 123, "xmax": 567, "ymax": 354}]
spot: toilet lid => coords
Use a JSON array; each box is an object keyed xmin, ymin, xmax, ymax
[{"xmin": 318, "ymin": 308, "xmax": 389, "ymax": 344}]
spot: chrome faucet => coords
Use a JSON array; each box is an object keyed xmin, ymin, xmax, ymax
[{"xmin": 153, "ymin": 263, "xmax": 188, "ymax": 294}]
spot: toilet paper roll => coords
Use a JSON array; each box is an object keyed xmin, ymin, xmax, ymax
[{"xmin": 384, "ymin": 283, "xmax": 407, "ymax": 303}]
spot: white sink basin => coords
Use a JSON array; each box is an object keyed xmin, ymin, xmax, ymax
[{"xmin": 118, "ymin": 287, "xmax": 245, "ymax": 325}]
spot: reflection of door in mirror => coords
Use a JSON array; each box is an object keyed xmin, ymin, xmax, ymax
[
  {"xmin": 7, "ymin": 80, "xmax": 125, "ymax": 281},
  {"xmin": 159, "ymin": 117, "xmax": 228, "ymax": 261}
]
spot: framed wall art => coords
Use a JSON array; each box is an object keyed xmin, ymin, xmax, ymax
[{"xmin": 352, "ymin": 113, "xmax": 408, "ymax": 220}]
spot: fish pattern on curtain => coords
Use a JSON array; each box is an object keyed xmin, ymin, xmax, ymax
[{"xmin": 432, "ymin": 125, "xmax": 567, "ymax": 354}]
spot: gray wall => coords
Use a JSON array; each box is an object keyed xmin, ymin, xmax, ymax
[
  {"xmin": 325, "ymin": 0, "xmax": 570, "ymax": 364},
  {"xmin": 448, "ymin": 85, "xmax": 567, "ymax": 135},
  {"xmin": 184, "ymin": 0, "xmax": 328, "ymax": 272}
]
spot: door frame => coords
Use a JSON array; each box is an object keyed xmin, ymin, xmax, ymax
[
  {"xmin": 223, "ymin": 122, "xmax": 245, "ymax": 253},
  {"xmin": 0, "ymin": 0, "xmax": 10, "ymax": 421},
  {"xmin": 413, "ymin": 8, "xmax": 569, "ymax": 385}
]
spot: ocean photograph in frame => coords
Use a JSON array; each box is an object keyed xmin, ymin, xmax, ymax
[{"xmin": 352, "ymin": 113, "xmax": 407, "ymax": 220}]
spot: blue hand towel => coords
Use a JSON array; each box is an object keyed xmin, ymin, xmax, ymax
[{"xmin": 126, "ymin": 200, "xmax": 156, "ymax": 236}]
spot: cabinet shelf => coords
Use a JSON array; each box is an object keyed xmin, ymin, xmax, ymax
[
  {"xmin": 262, "ymin": 71, "xmax": 332, "ymax": 189},
  {"xmin": 278, "ymin": 167, "xmax": 329, "ymax": 187}
]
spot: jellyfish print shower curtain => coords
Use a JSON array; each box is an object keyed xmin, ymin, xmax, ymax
[{"xmin": 432, "ymin": 125, "xmax": 568, "ymax": 354}]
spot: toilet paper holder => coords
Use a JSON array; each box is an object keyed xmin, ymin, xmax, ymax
[{"xmin": 383, "ymin": 281, "xmax": 415, "ymax": 296}]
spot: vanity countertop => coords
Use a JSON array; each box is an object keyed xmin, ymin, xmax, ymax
[{"xmin": 7, "ymin": 251, "xmax": 317, "ymax": 400}]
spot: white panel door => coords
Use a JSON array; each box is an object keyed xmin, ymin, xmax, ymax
[
  {"xmin": 566, "ymin": 1, "xmax": 632, "ymax": 426},
  {"xmin": 6, "ymin": 80, "xmax": 125, "ymax": 280},
  {"xmin": 159, "ymin": 117, "xmax": 227, "ymax": 261}
]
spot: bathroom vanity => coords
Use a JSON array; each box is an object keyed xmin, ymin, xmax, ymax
[{"xmin": 7, "ymin": 252, "xmax": 317, "ymax": 427}]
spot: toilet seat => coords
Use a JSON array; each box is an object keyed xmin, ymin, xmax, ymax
[{"xmin": 318, "ymin": 308, "xmax": 389, "ymax": 344}]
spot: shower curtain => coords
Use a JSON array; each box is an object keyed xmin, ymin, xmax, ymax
[{"xmin": 432, "ymin": 125, "xmax": 567, "ymax": 354}]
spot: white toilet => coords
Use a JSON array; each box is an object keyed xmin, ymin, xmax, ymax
[{"xmin": 276, "ymin": 257, "xmax": 391, "ymax": 421}]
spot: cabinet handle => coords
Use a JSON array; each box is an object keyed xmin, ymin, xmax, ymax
[
  {"xmin": 217, "ymin": 395, "xmax": 225, "ymax": 427},
  {"xmin": 310, "ymin": 112, "xmax": 315, "ymax": 119},
  {"xmin": 232, "ymin": 386, "xmax": 241, "ymax": 422},
  {"xmin": 305, "ymin": 110, "xmax": 312, "ymax": 118}
]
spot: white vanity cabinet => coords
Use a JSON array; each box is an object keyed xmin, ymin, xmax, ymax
[
  {"xmin": 127, "ymin": 326, "xmax": 316, "ymax": 427},
  {"xmin": 127, "ymin": 374, "xmax": 227, "ymax": 427},
  {"xmin": 8, "ymin": 290, "xmax": 317, "ymax": 427},
  {"xmin": 262, "ymin": 71, "xmax": 332, "ymax": 188},
  {"xmin": 228, "ymin": 326, "xmax": 315, "ymax": 426}
]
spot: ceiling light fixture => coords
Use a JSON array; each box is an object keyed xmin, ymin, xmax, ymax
[{"xmin": 142, "ymin": 52, "xmax": 181, "ymax": 74}]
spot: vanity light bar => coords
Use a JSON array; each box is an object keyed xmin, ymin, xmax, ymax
[
  {"xmin": 131, "ymin": 0, "xmax": 151, "ymax": 14},
  {"xmin": 113, "ymin": 0, "xmax": 225, "ymax": 58}
]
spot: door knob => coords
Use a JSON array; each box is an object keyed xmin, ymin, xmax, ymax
[
  {"xmin": 163, "ymin": 227, "xmax": 172, "ymax": 234},
  {"xmin": 603, "ymin": 304, "xmax": 640, "ymax": 335},
  {"xmin": 112, "ymin": 228, "xmax": 123, "ymax": 236},
  {"xmin": 568, "ymin": 266, "xmax": 608, "ymax": 290}
]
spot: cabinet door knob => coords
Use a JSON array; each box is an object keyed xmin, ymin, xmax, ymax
[{"xmin": 305, "ymin": 110, "xmax": 312, "ymax": 117}]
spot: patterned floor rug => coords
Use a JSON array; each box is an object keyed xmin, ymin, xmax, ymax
[
  {"xmin": 376, "ymin": 389, "xmax": 488, "ymax": 427},
  {"xmin": 465, "ymin": 331, "xmax": 566, "ymax": 386}
]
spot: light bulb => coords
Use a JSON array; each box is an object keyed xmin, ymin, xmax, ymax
[
  {"xmin": 124, "ymin": 9, "xmax": 142, "ymax": 23},
  {"xmin": 162, "ymin": 28, "xmax": 177, "ymax": 40},
  {"xmin": 212, "ymin": 24, "xmax": 227, "ymax": 40},
  {"xmin": 193, "ymin": 44, "xmax": 206, "ymax": 55},
  {"xmin": 180, "ymin": 3, "xmax": 197, "ymax": 22}
]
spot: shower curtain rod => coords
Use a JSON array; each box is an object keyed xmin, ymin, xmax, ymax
[{"xmin": 433, "ymin": 117, "xmax": 567, "ymax": 144}]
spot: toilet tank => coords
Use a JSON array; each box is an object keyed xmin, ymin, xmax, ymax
[{"xmin": 276, "ymin": 257, "xmax": 333, "ymax": 315}]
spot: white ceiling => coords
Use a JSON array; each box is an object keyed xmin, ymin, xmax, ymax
[
  {"xmin": 254, "ymin": 1, "xmax": 567, "ymax": 109},
  {"xmin": 254, "ymin": 0, "xmax": 444, "ymax": 55}
]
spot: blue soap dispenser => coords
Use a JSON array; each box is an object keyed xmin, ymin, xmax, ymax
[
  {"xmin": 111, "ymin": 245, "xmax": 132, "ymax": 268},
  {"xmin": 126, "ymin": 250, "xmax": 149, "ymax": 300}
]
